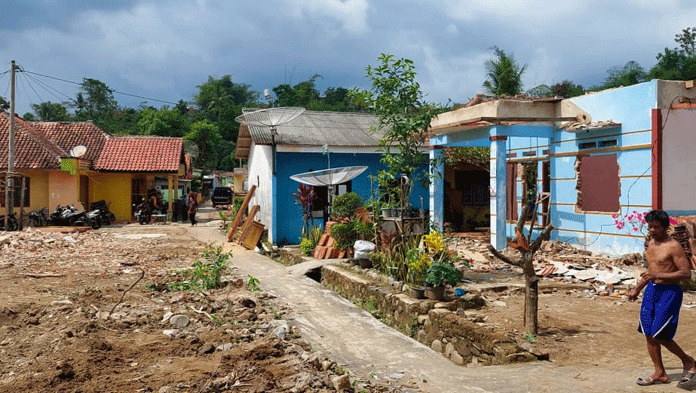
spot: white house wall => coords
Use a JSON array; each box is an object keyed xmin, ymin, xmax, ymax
[{"xmin": 247, "ymin": 143, "xmax": 274, "ymax": 241}]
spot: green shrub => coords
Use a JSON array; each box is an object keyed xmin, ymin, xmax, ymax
[
  {"xmin": 304, "ymin": 225, "xmax": 323, "ymax": 246},
  {"xmin": 300, "ymin": 238, "xmax": 314, "ymax": 256},
  {"xmin": 354, "ymin": 221, "xmax": 375, "ymax": 241},
  {"xmin": 331, "ymin": 192, "xmax": 363, "ymax": 220},
  {"xmin": 149, "ymin": 244, "xmax": 231, "ymax": 291},
  {"xmin": 231, "ymin": 196, "xmax": 245, "ymax": 216},
  {"xmin": 330, "ymin": 221, "xmax": 356, "ymax": 249},
  {"xmin": 425, "ymin": 261, "xmax": 461, "ymax": 287}
]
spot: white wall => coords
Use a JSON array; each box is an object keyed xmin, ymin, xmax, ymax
[
  {"xmin": 247, "ymin": 143, "xmax": 274, "ymax": 240},
  {"xmin": 662, "ymin": 108, "xmax": 696, "ymax": 211}
]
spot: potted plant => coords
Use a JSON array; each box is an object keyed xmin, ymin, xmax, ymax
[
  {"xmin": 424, "ymin": 261, "xmax": 461, "ymax": 300},
  {"xmin": 406, "ymin": 248, "xmax": 428, "ymax": 299}
]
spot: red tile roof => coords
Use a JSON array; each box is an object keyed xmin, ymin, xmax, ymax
[
  {"xmin": 94, "ymin": 136, "xmax": 183, "ymax": 172},
  {"xmin": 0, "ymin": 113, "xmax": 66, "ymax": 170},
  {"xmin": 30, "ymin": 121, "xmax": 111, "ymax": 164}
]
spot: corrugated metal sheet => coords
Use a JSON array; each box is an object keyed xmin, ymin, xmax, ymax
[{"xmin": 243, "ymin": 110, "xmax": 385, "ymax": 146}]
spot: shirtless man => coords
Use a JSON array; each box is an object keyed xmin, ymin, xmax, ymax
[{"xmin": 628, "ymin": 210, "xmax": 695, "ymax": 387}]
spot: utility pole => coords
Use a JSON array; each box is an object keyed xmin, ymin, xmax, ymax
[{"xmin": 4, "ymin": 60, "xmax": 15, "ymax": 230}]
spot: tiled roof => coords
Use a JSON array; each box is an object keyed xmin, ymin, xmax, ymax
[
  {"xmin": 30, "ymin": 121, "xmax": 111, "ymax": 164},
  {"xmin": 94, "ymin": 136, "xmax": 184, "ymax": 172},
  {"xmin": 0, "ymin": 112, "xmax": 66, "ymax": 170}
]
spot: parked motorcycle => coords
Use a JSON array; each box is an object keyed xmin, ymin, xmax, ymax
[
  {"xmin": 25, "ymin": 207, "xmax": 49, "ymax": 227},
  {"xmin": 133, "ymin": 202, "xmax": 151, "ymax": 225},
  {"xmin": 90, "ymin": 200, "xmax": 116, "ymax": 225},
  {"xmin": 49, "ymin": 205, "xmax": 101, "ymax": 229},
  {"xmin": 0, "ymin": 212, "xmax": 19, "ymax": 231}
]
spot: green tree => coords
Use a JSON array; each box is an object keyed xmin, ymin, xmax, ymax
[
  {"xmin": 600, "ymin": 61, "xmax": 647, "ymax": 89},
  {"xmin": 273, "ymin": 74, "xmax": 322, "ymax": 108},
  {"xmin": 138, "ymin": 107, "xmax": 189, "ymax": 137},
  {"xmin": 549, "ymin": 80, "xmax": 585, "ymax": 98},
  {"xmin": 70, "ymin": 78, "xmax": 122, "ymax": 133},
  {"xmin": 194, "ymin": 75, "xmax": 257, "ymax": 153},
  {"xmin": 0, "ymin": 96, "xmax": 9, "ymax": 111},
  {"xmin": 482, "ymin": 47, "xmax": 527, "ymax": 96},
  {"xmin": 31, "ymin": 101, "xmax": 70, "ymax": 121},
  {"xmin": 110, "ymin": 107, "xmax": 142, "ymax": 135},
  {"xmin": 185, "ymin": 120, "xmax": 222, "ymax": 171},
  {"xmin": 676, "ymin": 27, "xmax": 696, "ymax": 57},
  {"xmin": 648, "ymin": 27, "xmax": 696, "ymax": 82},
  {"xmin": 73, "ymin": 78, "xmax": 118, "ymax": 120},
  {"xmin": 351, "ymin": 54, "xmax": 442, "ymax": 206},
  {"xmin": 445, "ymin": 147, "xmax": 490, "ymax": 172},
  {"xmin": 193, "ymin": 75, "xmax": 259, "ymax": 171},
  {"xmin": 195, "ymin": 75, "xmax": 258, "ymax": 110}
]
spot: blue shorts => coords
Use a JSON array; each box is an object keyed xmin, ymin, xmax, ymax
[{"xmin": 638, "ymin": 282, "xmax": 683, "ymax": 341}]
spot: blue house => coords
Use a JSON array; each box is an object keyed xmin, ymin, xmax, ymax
[
  {"xmin": 428, "ymin": 80, "xmax": 696, "ymax": 257},
  {"xmin": 235, "ymin": 110, "xmax": 429, "ymax": 245}
]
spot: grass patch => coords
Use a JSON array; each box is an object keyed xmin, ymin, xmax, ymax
[{"xmin": 147, "ymin": 244, "xmax": 231, "ymax": 291}]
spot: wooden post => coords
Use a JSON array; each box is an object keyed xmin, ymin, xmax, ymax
[
  {"xmin": 227, "ymin": 185, "xmax": 256, "ymax": 242},
  {"xmin": 19, "ymin": 175, "xmax": 25, "ymax": 230},
  {"xmin": 167, "ymin": 175, "xmax": 173, "ymax": 219}
]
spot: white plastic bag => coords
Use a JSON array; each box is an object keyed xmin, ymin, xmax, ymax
[{"xmin": 353, "ymin": 240, "xmax": 376, "ymax": 259}]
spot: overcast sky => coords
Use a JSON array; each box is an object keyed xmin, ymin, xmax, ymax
[{"xmin": 0, "ymin": 0, "xmax": 694, "ymax": 115}]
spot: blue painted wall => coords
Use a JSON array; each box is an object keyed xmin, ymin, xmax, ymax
[
  {"xmin": 274, "ymin": 151, "xmax": 430, "ymax": 244},
  {"xmin": 502, "ymin": 81, "xmax": 657, "ymax": 256},
  {"xmin": 428, "ymin": 82, "xmax": 661, "ymax": 256}
]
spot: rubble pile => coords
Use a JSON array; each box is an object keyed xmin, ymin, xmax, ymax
[
  {"xmin": 0, "ymin": 227, "xmax": 414, "ymax": 393},
  {"xmin": 449, "ymin": 237, "xmax": 641, "ymax": 295},
  {"xmin": 0, "ymin": 228, "xmax": 200, "ymax": 280}
]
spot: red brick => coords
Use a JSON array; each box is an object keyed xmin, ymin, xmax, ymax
[
  {"xmin": 313, "ymin": 246, "xmax": 325, "ymax": 259},
  {"xmin": 326, "ymin": 236, "xmax": 335, "ymax": 248},
  {"xmin": 327, "ymin": 247, "xmax": 340, "ymax": 259}
]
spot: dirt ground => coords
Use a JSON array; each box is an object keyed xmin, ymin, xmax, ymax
[
  {"xmin": 2, "ymin": 223, "xmax": 696, "ymax": 393},
  {"xmin": 0, "ymin": 224, "xmax": 400, "ymax": 393},
  {"xmin": 457, "ymin": 244, "xmax": 696, "ymax": 373}
]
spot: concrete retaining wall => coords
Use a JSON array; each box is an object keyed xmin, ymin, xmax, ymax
[{"xmin": 321, "ymin": 264, "xmax": 535, "ymax": 366}]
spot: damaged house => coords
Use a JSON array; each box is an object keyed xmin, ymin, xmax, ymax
[
  {"xmin": 235, "ymin": 109, "xmax": 430, "ymax": 245},
  {"xmin": 428, "ymin": 80, "xmax": 696, "ymax": 256}
]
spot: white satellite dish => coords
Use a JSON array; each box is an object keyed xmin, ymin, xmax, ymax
[
  {"xmin": 69, "ymin": 145, "xmax": 87, "ymax": 158},
  {"xmin": 290, "ymin": 166, "xmax": 368, "ymax": 187},
  {"xmin": 235, "ymin": 107, "xmax": 305, "ymax": 128}
]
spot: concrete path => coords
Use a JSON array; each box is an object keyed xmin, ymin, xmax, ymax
[{"xmin": 181, "ymin": 205, "xmax": 685, "ymax": 393}]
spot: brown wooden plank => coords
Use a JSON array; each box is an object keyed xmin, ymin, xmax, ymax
[
  {"xmin": 240, "ymin": 221, "xmax": 265, "ymax": 250},
  {"xmin": 227, "ymin": 184, "xmax": 256, "ymax": 242},
  {"xmin": 236, "ymin": 205, "xmax": 260, "ymax": 243}
]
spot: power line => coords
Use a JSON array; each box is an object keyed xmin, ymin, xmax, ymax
[
  {"xmin": 21, "ymin": 69, "xmax": 180, "ymax": 106},
  {"xmin": 22, "ymin": 70, "xmax": 74, "ymax": 103},
  {"xmin": 17, "ymin": 72, "xmax": 42, "ymax": 107}
]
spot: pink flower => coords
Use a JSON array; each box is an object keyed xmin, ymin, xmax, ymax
[{"xmin": 670, "ymin": 218, "xmax": 679, "ymax": 225}]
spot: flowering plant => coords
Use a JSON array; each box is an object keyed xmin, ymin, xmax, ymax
[
  {"xmin": 406, "ymin": 248, "xmax": 431, "ymax": 286},
  {"xmin": 612, "ymin": 210, "xmax": 678, "ymax": 236},
  {"xmin": 422, "ymin": 231, "xmax": 444, "ymax": 253}
]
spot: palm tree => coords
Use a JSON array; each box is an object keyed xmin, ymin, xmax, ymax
[{"xmin": 482, "ymin": 47, "xmax": 527, "ymax": 96}]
